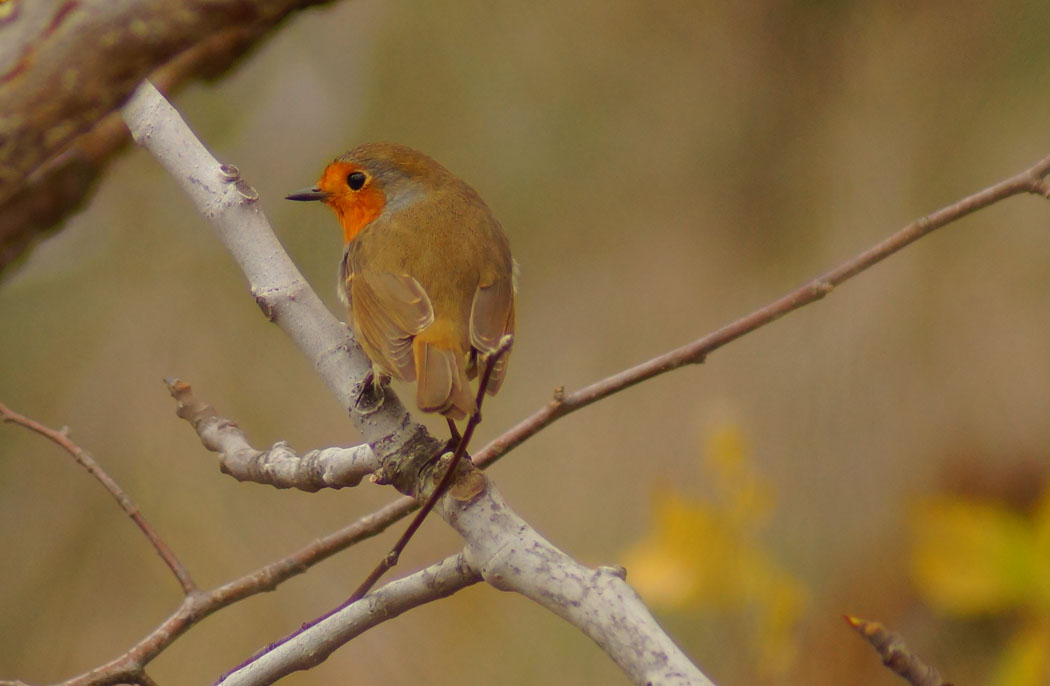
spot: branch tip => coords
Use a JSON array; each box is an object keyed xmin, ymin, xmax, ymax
[{"xmin": 846, "ymin": 614, "xmax": 949, "ymax": 686}]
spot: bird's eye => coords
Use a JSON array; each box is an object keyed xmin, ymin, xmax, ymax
[{"xmin": 347, "ymin": 171, "xmax": 367, "ymax": 190}]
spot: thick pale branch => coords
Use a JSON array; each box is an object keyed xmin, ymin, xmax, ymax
[
  {"xmin": 221, "ymin": 553, "xmax": 482, "ymax": 686},
  {"xmin": 447, "ymin": 474, "xmax": 709, "ymax": 686},
  {"xmin": 167, "ymin": 378, "xmax": 378, "ymax": 490}
]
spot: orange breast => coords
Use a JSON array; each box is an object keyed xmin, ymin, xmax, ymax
[{"xmin": 318, "ymin": 161, "xmax": 387, "ymax": 243}]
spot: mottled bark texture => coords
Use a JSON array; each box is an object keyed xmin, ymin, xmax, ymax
[{"xmin": 0, "ymin": 0, "xmax": 337, "ymax": 275}]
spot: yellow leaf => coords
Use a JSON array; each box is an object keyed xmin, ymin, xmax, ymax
[
  {"xmin": 622, "ymin": 421, "xmax": 808, "ymax": 678},
  {"xmin": 992, "ymin": 619, "xmax": 1050, "ymax": 686},
  {"xmin": 705, "ymin": 424, "xmax": 773, "ymax": 529},
  {"xmin": 911, "ymin": 496, "xmax": 1035, "ymax": 615},
  {"xmin": 621, "ymin": 540, "xmax": 697, "ymax": 607},
  {"xmin": 1030, "ymin": 488, "xmax": 1050, "ymax": 613},
  {"xmin": 622, "ymin": 489, "xmax": 732, "ymax": 607}
]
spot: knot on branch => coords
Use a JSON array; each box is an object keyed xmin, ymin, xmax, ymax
[{"xmin": 370, "ymin": 423, "xmax": 445, "ymax": 497}]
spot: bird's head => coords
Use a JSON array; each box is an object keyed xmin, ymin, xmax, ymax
[{"xmin": 287, "ymin": 142, "xmax": 444, "ymax": 243}]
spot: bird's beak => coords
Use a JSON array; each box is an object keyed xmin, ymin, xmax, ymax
[{"xmin": 285, "ymin": 186, "xmax": 330, "ymax": 202}]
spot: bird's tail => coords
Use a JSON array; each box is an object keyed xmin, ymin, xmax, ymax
[{"xmin": 413, "ymin": 335, "xmax": 475, "ymax": 421}]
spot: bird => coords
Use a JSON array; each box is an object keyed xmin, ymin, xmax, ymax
[{"xmin": 287, "ymin": 142, "xmax": 515, "ymax": 421}]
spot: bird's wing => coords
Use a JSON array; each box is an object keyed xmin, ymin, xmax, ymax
[
  {"xmin": 469, "ymin": 274, "xmax": 515, "ymax": 395},
  {"xmin": 350, "ymin": 270, "xmax": 434, "ymax": 382}
]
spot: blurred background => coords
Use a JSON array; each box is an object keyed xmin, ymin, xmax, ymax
[{"xmin": 3, "ymin": 1, "xmax": 1050, "ymax": 684}]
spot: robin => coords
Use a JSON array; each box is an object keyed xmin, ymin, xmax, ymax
[{"xmin": 287, "ymin": 142, "xmax": 516, "ymax": 421}]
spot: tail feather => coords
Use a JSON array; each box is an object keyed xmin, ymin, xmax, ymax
[{"xmin": 413, "ymin": 338, "xmax": 475, "ymax": 420}]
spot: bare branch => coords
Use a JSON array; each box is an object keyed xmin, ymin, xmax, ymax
[
  {"xmin": 845, "ymin": 615, "xmax": 950, "ymax": 686},
  {"xmin": 0, "ymin": 400, "xmax": 197, "ymax": 595},
  {"xmin": 221, "ymin": 553, "xmax": 482, "ymax": 686},
  {"xmin": 448, "ymin": 470, "xmax": 712, "ymax": 686},
  {"xmin": 167, "ymin": 378, "xmax": 378, "ymax": 490}
]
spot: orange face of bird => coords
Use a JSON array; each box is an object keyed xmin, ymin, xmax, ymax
[{"xmin": 287, "ymin": 161, "xmax": 387, "ymax": 244}]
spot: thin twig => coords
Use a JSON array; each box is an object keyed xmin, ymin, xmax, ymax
[
  {"xmin": 845, "ymin": 615, "xmax": 951, "ymax": 686},
  {"xmin": 347, "ymin": 335, "xmax": 514, "ymax": 603},
  {"xmin": 123, "ymin": 77, "xmax": 1050, "ymax": 586},
  {"xmin": 473, "ymin": 153, "xmax": 1050, "ymax": 468},
  {"xmin": 0, "ymin": 401, "xmax": 198, "ymax": 595}
]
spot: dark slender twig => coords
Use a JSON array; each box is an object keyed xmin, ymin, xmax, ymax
[
  {"xmin": 0, "ymin": 401, "xmax": 198, "ymax": 595},
  {"xmin": 348, "ymin": 334, "xmax": 514, "ymax": 603},
  {"xmin": 845, "ymin": 615, "xmax": 951, "ymax": 686},
  {"xmin": 472, "ymin": 153, "xmax": 1050, "ymax": 469}
]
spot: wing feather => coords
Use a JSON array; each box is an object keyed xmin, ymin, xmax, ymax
[
  {"xmin": 349, "ymin": 271, "xmax": 434, "ymax": 382},
  {"xmin": 469, "ymin": 275, "xmax": 515, "ymax": 394}
]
